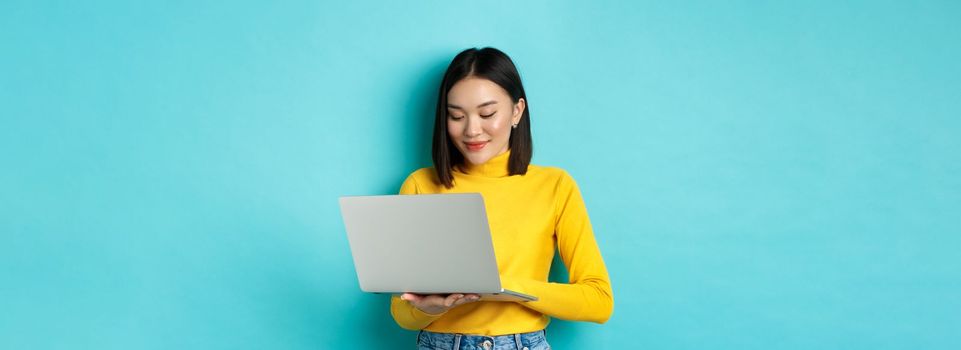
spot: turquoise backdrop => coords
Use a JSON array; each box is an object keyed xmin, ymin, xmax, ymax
[{"xmin": 2, "ymin": 1, "xmax": 959, "ymax": 349}]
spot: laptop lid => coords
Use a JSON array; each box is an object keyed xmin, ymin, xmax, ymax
[{"xmin": 339, "ymin": 193, "xmax": 535, "ymax": 301}]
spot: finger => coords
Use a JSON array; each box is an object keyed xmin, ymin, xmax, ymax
[
  {"xmin": 401, "ymin": 293, "xmax": 421, "ymax": 302},
  {"xmin": 452, "ymin": 296, "xmax": 473, "ymax": 306},
  {"xmin": 444, "ymin": 294, "xmax": 461, "ymax": 307},
  {"xmin": 457, "ymin": 294, "xmax": 481, "ymax": 305},
  {"xmin": 444, "ymin": 294, "xmax": 464, "ymax": 307}
]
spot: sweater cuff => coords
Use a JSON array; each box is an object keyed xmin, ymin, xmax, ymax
[{"xmin": 409, "ymin": 302, "xmax": 447, "ymax": 320}]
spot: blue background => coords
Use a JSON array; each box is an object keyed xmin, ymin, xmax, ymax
[{"xmin": 2, "ymin": 1, "xmax": 959, "ymax": 349}]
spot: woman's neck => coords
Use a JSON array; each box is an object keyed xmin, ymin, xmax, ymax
[{"xmin": 459, "ymin": 150, "xmax": 511, "ymax": 177}]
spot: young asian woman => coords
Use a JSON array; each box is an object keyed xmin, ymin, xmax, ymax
[{"xmin": 390, "ymin": 47, "xmax": 613, "ymax": 350}]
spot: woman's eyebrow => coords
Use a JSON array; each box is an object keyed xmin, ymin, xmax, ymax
[{"xmin": 447, "ymin": 101, "xmax": 498, "ymax": 109}]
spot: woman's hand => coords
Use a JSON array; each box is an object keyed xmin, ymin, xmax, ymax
[{"xmin": 400, "ymin": 293, "xmax": 481, "ymax": 315}]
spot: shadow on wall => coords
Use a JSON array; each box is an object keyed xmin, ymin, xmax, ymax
[
  {"xmin": 377, "ymin": 55, "xmax": 451, "ymax": 196},
  {"xmin": 364, "ymin": 54, "xmax": 452, "ymax": 346},
  {"xmin": 546, "ymin": 251, "xmax": 587, "ymax": 347}
]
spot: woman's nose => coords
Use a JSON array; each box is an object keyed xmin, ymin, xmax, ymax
[{"xmin": 464, "ymin": 117, "xmax": 482, "ymax": 137}]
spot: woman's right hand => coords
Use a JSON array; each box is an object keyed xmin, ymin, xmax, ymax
[{"xmin": 400, "ymin": 292, "xmax": 481, "ymax": 315}]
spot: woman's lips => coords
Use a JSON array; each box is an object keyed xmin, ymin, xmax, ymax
[{"xmin": 465, "ymin": 141, "xmax": 488, "ymax": 151}]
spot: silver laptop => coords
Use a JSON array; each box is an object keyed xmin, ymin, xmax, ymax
[{"xmin": 339, "ymin": 193, "xmax": 537, "ymax": 302}]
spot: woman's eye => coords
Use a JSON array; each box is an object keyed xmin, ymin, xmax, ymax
[
  {"xmin": 480, "ymin": 112, "xmax": 496, "ymax": 118},
  {"xmin": 449, "ymin": 115, "xmax": 465, "ymax": 120}
]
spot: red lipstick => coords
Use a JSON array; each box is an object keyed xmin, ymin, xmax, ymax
[{"xmin": 465, "ymin": 141, "xmax": 488, "ymax": 151}]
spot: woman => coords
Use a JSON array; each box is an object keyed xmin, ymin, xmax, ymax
[{"xmin": 392, "ymin": 47, "xmax": 613, "ymax": 350}]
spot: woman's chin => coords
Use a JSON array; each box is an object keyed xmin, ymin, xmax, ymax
[{"xmin": 464, "ymin": 154, "xmax": 493, "ymax": 165}]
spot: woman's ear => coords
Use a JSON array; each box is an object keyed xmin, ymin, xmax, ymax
[{"xmin": 512, "ymin": 98, "xmax": 526, "ymax": 125}]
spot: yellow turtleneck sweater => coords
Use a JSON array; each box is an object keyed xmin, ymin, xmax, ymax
[{"xmin": 389, "ymin": 150, "xmax": 614, "ymax": 335}]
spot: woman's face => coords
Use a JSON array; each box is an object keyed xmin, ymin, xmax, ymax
[{"xmin": 446, "ymin": 77, "xmax": 525, "ymax": 165}]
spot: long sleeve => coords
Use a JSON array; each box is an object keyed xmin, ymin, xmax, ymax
[
  {"xmin": 390, "ymin": 295, "xmax": 445, "ymax": 330},
  {"xmin": 502, "ymin": 172, "xmax": 614, "ymax": 323},
  {"xmin": 388, "ymin": 174, "xmax": 446, "ymax": 330}
]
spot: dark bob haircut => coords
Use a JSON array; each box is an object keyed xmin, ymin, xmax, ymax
[{"xmin": 432, "ymin": 47, "xmax": 533, "ymax": 188}]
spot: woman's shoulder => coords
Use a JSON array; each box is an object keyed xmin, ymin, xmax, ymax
[
  {"xmin": 527, "ymin": 164, "xmax": 576, "ymax": 184},
  {"xmin": 403, "ymin": 167, "xmax": 438, "ymax": 185},
  {"xmin": 407, "ymin": 166, "xmax": 437, "ymax": 179},
  {"xmin": 400, "ymin": 167, "xmax": 444, "ymax": 194}
]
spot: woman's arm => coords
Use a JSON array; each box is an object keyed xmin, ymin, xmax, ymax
[
  {"xmin": 390, "ymin": 294, "xmax": 445, "ymax": 330},
  {"xmin": 503, "ymin": 172, "xmax": 614, "ymax": 323}
]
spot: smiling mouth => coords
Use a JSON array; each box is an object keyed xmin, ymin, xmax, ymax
[{"xmin": 464, "ymin": 141, "xmax": 488, "ymax": 151}]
